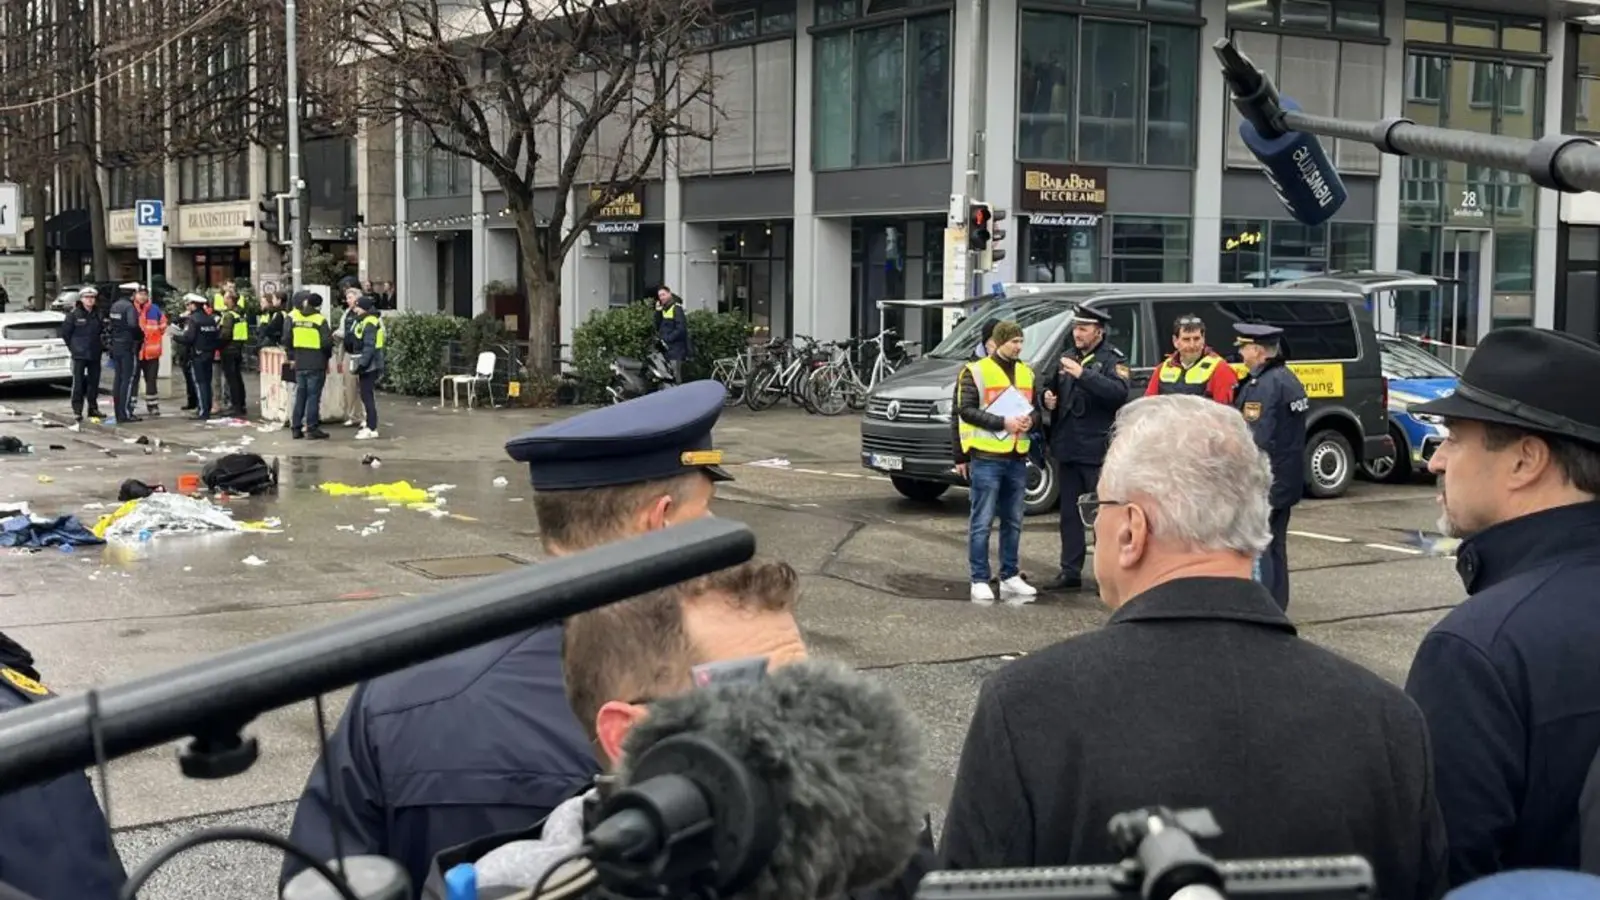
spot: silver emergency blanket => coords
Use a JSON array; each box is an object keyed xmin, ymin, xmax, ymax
[{"xmin": 100, "ymin": 493, "xmax": 267, "ymax": 542}]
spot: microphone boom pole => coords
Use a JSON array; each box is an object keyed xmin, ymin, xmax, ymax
[
  {"xmin": 0, "ymin": 518, "xmax": 756, "ymax": 794},
  {"xmin": 1215, "ymin": 37, "xmax": 1600, "ymax": 195}
]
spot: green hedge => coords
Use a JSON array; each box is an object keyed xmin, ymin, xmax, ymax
[
  {"xmin": 382, "ymin": 312, "xmax": 468, "ymax": 396},
  {"xmin": 572, "ymin": 302, "xmax": 750, "ymax": 401}
]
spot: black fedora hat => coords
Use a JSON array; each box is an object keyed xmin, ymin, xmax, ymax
[{"xmin": 1408, "ymin": 327, "xmax": 1600, "ymax": 447}]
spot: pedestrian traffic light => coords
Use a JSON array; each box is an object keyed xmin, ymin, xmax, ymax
[
  {"xmin": 257, "ymin": 195, "xmax": 279, "ymax": 242},
  {"xmin": 968, "ymin": 202, "xmax": 992, "ymax": 254},
  {"xmin": 982, "ymin": 206, "xmax": 1008, "ymax": 271},
  {"xmin": 968, "ymin": 202, "xmax": 1008, "ymax": 272}
]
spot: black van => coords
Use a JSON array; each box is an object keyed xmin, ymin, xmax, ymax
[{"xmin": 859, "ymin": 283, "xmax": 1394, "ymax": 515}]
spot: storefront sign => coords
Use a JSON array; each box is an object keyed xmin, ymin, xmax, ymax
[
  {"xmin": 1222, "ymin": 229, "xmax": 1262, "ymax": 251},
  {"xmin": 1028, "ymin": 212, "xmax": 1101, "ymax": 228},
  {"xmin": 594, "ymin": 221, "xmax": 642, "ymax": 234},
  {"xmin": 177, "ymin": 202, "xmax": 253, "ymax": 245},
  {"xmin": 1019, "ymin": 164, "xmax": 1108, "ymax": 213},
  {"xmin": 108, "ymin": 210, "xmax": 136, "ymax": 246},
  {"xmin": 589, "ymin": 188, "xmax": 644, "ymax": 220}
]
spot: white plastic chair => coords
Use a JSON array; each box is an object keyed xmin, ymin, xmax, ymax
[{"xmin": 439, "ymin": 351, "xmax": 498, "ymax": 408}]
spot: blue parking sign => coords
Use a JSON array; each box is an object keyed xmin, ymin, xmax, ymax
[{"xmin": 135, "ymin": 199, "xmax": 163, "ymax": 228}]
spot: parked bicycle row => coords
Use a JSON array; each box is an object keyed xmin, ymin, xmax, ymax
[{"xmin": 711, "ymin": 329, "xmax": 917, "ymax": 416}]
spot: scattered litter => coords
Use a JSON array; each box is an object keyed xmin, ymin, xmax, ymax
[
  {"xmin": 1, "ymin": 512, "xmax": 103, "ymax": 550},
  {"xmin": 320, "ymin": 481, "xmax": 432, "ymax": 504},
  {"xmin": 492, "ymin": 477, "xmax": 508, "ymax": 487},
  {"xmin": 242, "ymin": 555, "xmax": 267, "ymax": 566},
  {"xmin": 47, "ymin": 444, "xmax": 65, "ymax": 451},
  {"xmin": 68, "ymin": 424, "xmax": 81, "ymax": 433},
  {"xmin": 373, "ymin": 507, "xmax": 391, "ymax": 514},
  {"xmin": 80, "ymin": 502, "xmax": 106, "ymax": 511},
  {"xmin": 257, "ymin": 423, "xmax": 281, "ymax": 434},
  {"xmin": 36, "ymin": 475, "xmax": 52, "ymax": 484},
  {"xmin": 0, "ymin": 436, "xmax": 32, "ymax": 455},
  {"xmin": 745, "ymin": 457, "xmax": 791, "ymax": 469},
  {"xmin": 508, "ymin": 497, "xmax": 524, "ymax": 502},
  {"xmin": 427, "ymin": 484, "xmax": 457, "ymax": 494},
  {"xmin": 360, "ymin": 521, "xmax": 386, "ymax": 537},
  {"xmin": 361, "ymin": 455, "xmax": 381, "ymax": 468},
  {"xmin": 91, "ymin": 494, "xmax": 280, "ymax": 543},
  {"xmin": 0, "ymin": 502, "xmax": 31, "ymax": 518},
  {"xmin": 183, "ymin": 566, "xmax": 192, "ymax": 572},
  {"xmin": 1000, "ymin": 655, "xmax": 1017, "ymax": 661}
]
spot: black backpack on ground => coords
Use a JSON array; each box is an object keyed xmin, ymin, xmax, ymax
[{"xmin": 201, "ymin": 453, "xmax": 279, "ymax": 495}]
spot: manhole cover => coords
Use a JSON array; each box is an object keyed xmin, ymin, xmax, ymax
[{"xmin": 395, "ymin": 554, "xmax": 530, "ymax": 580}]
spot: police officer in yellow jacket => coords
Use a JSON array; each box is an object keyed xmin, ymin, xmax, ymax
[
  {"xmin": 954, "ymin": 320, "xmax": 1040, "ymax": 606},
  {"xmin": 216, "ymin": 293, "xmax": 250, "ymax": 418},
  {"xmin": 288, "ymin": 291, "xmax": 333, "ymax": 440}
]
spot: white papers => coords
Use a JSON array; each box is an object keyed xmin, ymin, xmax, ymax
[{"xmin": 982, "ymin": 386, "xmax": 1032, "ymax": 443}]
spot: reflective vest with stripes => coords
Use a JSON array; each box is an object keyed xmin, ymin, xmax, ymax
[
  {"xmin": 290, "ymin": 310, "xmax": 326, "ymax": 350},
  {"xmin": 353, "ymin": 314, "xmax": 385, "ymax": 349},
  {"xmin": 1154, "ymin": 353, "xmax": 1223, "ymax": 397},
  {"xmin": 957, "ymin": 356, "xmax": 1034, "ymax": 455}
]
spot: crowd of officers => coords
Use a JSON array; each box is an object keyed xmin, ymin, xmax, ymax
[
  {"xmin": 957, "ymin": 311, "xmax": 1306, "ymax": 609},
  {"xmin": 57, "ymin": 283, "xmax": 389, "ymax": 441}
]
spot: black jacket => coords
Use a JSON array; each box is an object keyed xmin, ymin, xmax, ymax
[
  {"xmin": 941, "ymin": 577, "xmax": 1448, "ymax": 900},
  {"xmin": 106, "ymin": 297, "xmax": 142, "ymax": 354},
  {"xmin": 653, "ymin": 298, "xmax": 690, "ymax": 362},
  {"xmin": 1583, "ymin": 747, "xmax": 1600, "ymax": 875},
  {"xmin": 1405, "ymin": 501, "xmax": 1600, "ymax": 885},
  {"xmin": 1234, "ymin": 357, "xmax": 1308, "ymax": 510},
  {"xmin": 1041, "ymin": 339, "xmax": 1130, "ymax": 464},
  {"xmin": 59, "ymin": 306, "xmax": 103, "ymax": 360},
  {"xmin": 952, "ymin": 354, "xmax": 1037, "ymax": 465},
  {"xmin": 177, "ymin": 309, "xmax": 221, "ymax": 359}
]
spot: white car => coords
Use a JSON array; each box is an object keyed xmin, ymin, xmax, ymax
[{"xmin": 0, "ymin": 311, "xmax": 72, "ymax": 386}]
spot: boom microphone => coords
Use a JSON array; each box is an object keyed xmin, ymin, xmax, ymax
[
  {"xmin": 1215, "ymin": 38, "xmax": 1348, "ymax": 226},
  {"xmin": 473, "ymin": 660, "xmax": 927, "ymax": 900}
]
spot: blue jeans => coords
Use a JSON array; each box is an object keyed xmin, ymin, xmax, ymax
[
  {"xmin": 968, "ymin": 457, "xmax": 1027, "ymax": 583},
  {"xmin": 293, "ymin": 370, "xmax": 327, "ymax": 431}
]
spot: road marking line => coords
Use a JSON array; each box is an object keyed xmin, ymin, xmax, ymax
[
  {"xmin": 791, "ymin": 468, "xmax": 830, "ymax": 475},
  {"xmin": 1289, "ymin": 530, "xmax": 1353, "ymax": 543},
  {"xmin": 829, "ymin": 472, "xmax": 863, "ymax": 479},
  {"xmin": 1365, "ymin": 542, "xmax": 1425, "ymax": 555}
]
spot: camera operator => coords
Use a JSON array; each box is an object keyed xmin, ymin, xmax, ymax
[
  {"xmin": 939, "ymin": 394, "xmax": 1448, "ymax": 900},
  {"xmin": 0, "ymin": 632, "xmax": 125, "ymax": 899},
  {"xmin": 282, "ymin": 383, "xmax": 735, "ymax": 896}
]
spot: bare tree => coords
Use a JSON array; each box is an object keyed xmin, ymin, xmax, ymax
[{"xmin": 318, "ymin": 0, "xmax": 719, "ymax": 374}]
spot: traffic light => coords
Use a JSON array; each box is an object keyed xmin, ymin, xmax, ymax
[
  {"xmin": 258, "ymin": 194, "xmax": 294, "ymax": 244},
  {"xmin": 967, "ymin": 201, "xmax": 1008, "ymax": 272},
  {"xmin": 983, "ymin": 206, "xmax": 1008, "ymax": 271},
  {"xmin": 257, "ymin": 195, "xmax": 279, "ymax": 242}
]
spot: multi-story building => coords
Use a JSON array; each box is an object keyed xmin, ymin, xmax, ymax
[{"xmin": 5, "ymin": 0, "xmax": 1599, "ymax": 357}]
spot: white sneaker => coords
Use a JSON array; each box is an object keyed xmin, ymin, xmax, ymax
[
  {"xmin": 354, "ymin": 427, "xmax": 379, "ymax": 440},
  {"xmin": 999, "ymin": 576, "xmax": 1038, "ymax": 605},
  {"xmin": 970, "ymin": 582, "xmax": 996, "ymax": 606},
  {"xmin": 343, "ymin": 418, "xmax": 358, "ymax": 427}
]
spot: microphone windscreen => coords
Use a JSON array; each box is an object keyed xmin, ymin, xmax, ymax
[
  {"xmin": 1238, "ymin": 95, "xmax": 1348, "ymax": 226},
  {"xmin": 618, "ymin": 659, "xmax": 926, "ymax": 900},
  {"xmin": 1445, "ymin": 870, "xmax": 1600, "ymax": 900}
]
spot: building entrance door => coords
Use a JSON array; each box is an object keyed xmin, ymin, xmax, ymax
[{"xmin": 1438, "ymin": 229, "xmax": 1488, "ymax": 369}]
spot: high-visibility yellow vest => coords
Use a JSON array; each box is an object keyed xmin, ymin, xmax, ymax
[
  {"xmin": 957, "ymin": 356, "xmax": 1034, "ymax": 455},
  {"xmin": 227, "ymin": 312, "xmax": 249, "ymax": 342},
  {"xmin": 1155, "ymin": 354, "xmax": 1223, "ymax": 396},
  {"xmin": 662, "ymin": 305, "xmax": 676, "ymax": 319},
  {"xmin": 353, "ymin": 315, "xmax": 385, "ymax": 349},
  {"xmin": 290, "ymin": 310, "xmax": 326, "ymax": 351}
]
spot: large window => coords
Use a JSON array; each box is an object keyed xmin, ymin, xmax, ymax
[
  {"xmin": 1225, "ymin": 32, "xmax": 1385, "ymax": 174},
  {"xmin": 1018, "ymin": 13, "xmax": 1199, "ymax": 167},
  {"xmin": 813, "ymin": 12, "xmax": 951, "ymax": 169},
  {"xmin": 178, "ymin": 151, "xmax": 248, "ymax": 204},
  {"xmin": 108, "ymin": 163, "xmax": 164, "ymax": 210},
  {"xmin": 1218, "ymin": 219, "xmax": 1374, "ymax": 285},
  {"xmin": 1109, "ymin": 216, "xmax": 1190, "ymax": 282},
  {"xmin": 1575, "ymin": 32, "xmax": 1600, "ymax": 135},
  {"xmin": 678, "ymin": 6, "xmax": 796, "ymax": 175},
  {"xmin": 404, "ymin": 121, "xmax": 472, "ymax": 198},
  {"xmin": 1227, "ymin": 0, "xmax": 1381, "ymax": 36},
  {"xmin": 1151, "ymin": 297, "xmax": 1360, "ymax": 360}
]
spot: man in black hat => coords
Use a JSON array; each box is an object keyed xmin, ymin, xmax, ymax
[
  {"xmin": 1231, "ymin": 322, "xmax": 1307, "ymax": 610},
  {"xmin": 1402, "ymin": 327, "xmax": 1600, "ymax": 886},
  {"xmin": 1039, "ymin": 306, "xmax": 1130, "ymax": 592}
]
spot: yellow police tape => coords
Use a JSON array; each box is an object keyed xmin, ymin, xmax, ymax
[{"xmin": 1228, "ymin": 362, "xmax": 1345, "ymax": 399}]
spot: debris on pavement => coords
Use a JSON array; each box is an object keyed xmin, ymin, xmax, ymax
[
  {"xmin": 318, "ymin": 480, "xmax": 452, "ymax": 516},
  {"xmin": 1, "ymin": 511, "xmax": 105, "ymax": 550},
  {"xmin": 492, "ymin": 476, "xmax": 509, "ymax": 487},
  {"xmin": 242, "ymin": 554, "xmax": 267, "ymax": 565},
  {"xmin": 35, "ymin": 475, "xmax": 52, "ymax": 484},
  {"xmin": 91, "ymin": 494, "xmax": 281, "ymax": 543},
  {"xmin": 362, "ymin": 455, "xmax": 381, "ymax": 467},
  {"xmin": 0, "ymin": 436, "xmax": 31, "ymax": 455}
]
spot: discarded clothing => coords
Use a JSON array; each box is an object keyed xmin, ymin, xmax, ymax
[
  {"xmin": 0, "ymin": 514, "xmax": 105, "ymax": 549},
  {"xmin": 0, "ymin": 436, "xmax": 28, "ymax": 455},
  {"xmin": 318, "ymin": 480, "xmax": 434, "ymax": 505},
  {"xmin": 91, "ymin": 494, "xmax": 279, "ymax": 542}
]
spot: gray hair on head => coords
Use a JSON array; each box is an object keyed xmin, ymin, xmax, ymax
[{"xmin": 1100, "ymin": 394, "xmax": 1273, "ymax": 555}]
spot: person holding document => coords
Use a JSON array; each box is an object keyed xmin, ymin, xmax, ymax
[
  {"xmin": 1040, "ymin": 307, "xmax": 1131, "ymax": 593},
  {"xmin": 953, "ymin": 320, "xmax": 1040, "ymax": 606}
]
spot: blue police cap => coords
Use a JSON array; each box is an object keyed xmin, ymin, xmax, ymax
[
  {"xmin": 505, "ymin": 380, "xmax": 733, "ymax": 491},
  {"xmin": 1070, "ymin": 306, "xmax": 1111, "ymax": 326},
  {"xmin": 1233, "ymin": 322, "xmax": 1284, "ymax": 347}
]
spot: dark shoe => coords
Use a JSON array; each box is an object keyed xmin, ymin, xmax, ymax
[
  {"xmin": 181, "ymin": 404, "xmax": 198, "ymax": 411},
  {"xmin": 1041, "ymin": 573, "xmax": 1084, "ymax": 592},
  {"xmin": 121, "ymin": 414, "xmax": 143, "ymax": 423},
  {"xmin": 193, "ymin": 411, "xmax": 211, "ymax": 421},
  {"xmin": 292, "ymin": 429, "xmax": 304, "ymax": 440},
  {"xmin": 88, "ymin": 409, "xmax": 105, "ymax": 419},
  {"xmin": 225, "ymin": 408, "xmax": 247, "ymax": 419},
  {"xmin": 146, "ymin": 405, "xmax": 160, "ymax": 417},
  {"xmin": 307, "ymin": 428, "xmax": 330, "ymax": 440}
]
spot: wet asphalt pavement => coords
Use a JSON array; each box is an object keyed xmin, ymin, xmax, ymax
[{"xmin": 0, "ymin": 379, "xmax": 1462, "ymax": 899}]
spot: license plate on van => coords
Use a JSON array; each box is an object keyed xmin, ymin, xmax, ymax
[
  {"xmin": 28, "ymin": 357, "xmax": 67, "ymax": 370},
  {"xmin": 867, "ymin": 453, "xmax": 903, "ymax": 471}
]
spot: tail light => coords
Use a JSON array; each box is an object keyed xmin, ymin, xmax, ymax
[{"xmin": 0, "ymin": 347, "xmax": 22, "ymax": 356}]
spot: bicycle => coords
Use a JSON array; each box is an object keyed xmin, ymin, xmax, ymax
[
  {"xmin": 710, "ymin": 342, "xmax": 769, "ymax": 408},
  {"xmin": 744, "ymin": 335, "xmax": 822, "ymax": 411},
  {"xmin": 807, "ymin": 329, "xmax": 916, "ymax": 416}
]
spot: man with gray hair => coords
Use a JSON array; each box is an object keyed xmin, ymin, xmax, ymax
[{"xmin": 941, "ymin": 394, "xmax": 1447, "ymax": 900}]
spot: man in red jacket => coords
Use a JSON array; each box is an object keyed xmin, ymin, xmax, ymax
[{"xmin": 1145, "ymin": 314, "xmax": 1239, "ymax": 403}]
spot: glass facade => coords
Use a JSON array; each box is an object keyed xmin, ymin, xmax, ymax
[
  {"xmin": 813, "ymin": 5, "xmax": 951, "ymax": 170},
  {"xmin": 178, "ymin": 151, "xmax": 249, "ymax": 204},
  {"xmin": 597, "ymin": 226, "xmax": 665, "ymax": 309},
  {"xmin": 1578, "ymin": 32, "xmax": 1600, "ymax": 135},
  {"xmin": 1021, "ymin": 215, "xmax": 1191, "ymax": 284},
  {"xmin": 678, "ymin": 6, "xmax": 796, "ymax": 175},
  {"xmin": 850, "ymin": 216, "xmax": 945, "ymax": 338},
  {"xmin": 1400, "ymin": 7, "xmax": 1544, "ymax": 346},
  {"xmin": 404, "ymin": 122, "xmax": 472, "ymax": 198},
  {"xmin": 1017, "ymin": 12, "xmax": 1199, "ymax": 167},
  {"xmin": 1224, "ymin": 32, "xmax": 1386, "ymax": 174},
  {"xmin": 108, "ymin": 163, "xmax": 164, "ymax": 210},
  {"xmin": 1218, "ymin": 220, "xmax": 1374, "ymax": 285}
]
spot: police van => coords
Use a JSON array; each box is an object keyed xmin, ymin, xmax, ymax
[{"xmin": 859, "ymin": 281, "xmax": 1397, "ymax": 516}]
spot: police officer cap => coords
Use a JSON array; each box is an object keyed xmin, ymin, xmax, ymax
[
  {"xmin": 182, "ymin": 292, "xmax": 207, "ymax": 308},
  {"xmin": 1233, "ymin": 322, "xmax": 1285, "ymax": 347},
  {"xmin": 505, "ymin": 380, "xmax": 734, "ymax": 491},
  {"xmin": 80, "ymin": 286, "xmax": 99, "ymax": 298},
  {"xmin": 1409, "ymin": 327, "xmax": 1600, "ymax": 448},
  {"xmin": 1070, "ymin": 306, "xmax": 1111, "ymax": 326}
]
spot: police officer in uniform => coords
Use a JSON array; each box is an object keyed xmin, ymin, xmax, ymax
[
  {"xmin": 1040, "ymin": 307, "xmax": 1130, "ymax": 592},
  {"xmin": 283, "ymin": 382, "xmax": 734, "ymax": 897},
  {"xmin": 1232, "ymin": 322, "xmax": 1307, "ymax": 610},
  {"xmin": 0, "ymin": 633, "xmax": 125, "ymax": 899}
]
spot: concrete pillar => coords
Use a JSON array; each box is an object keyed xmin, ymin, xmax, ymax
[
  {"xmin": 393, "ymin": 125, "xmax": 412, "ymax": 310},
  {"xmin": 1191, "ymin": 0, "xmax": 1229, "ymax": 283},
  {"xmin": 1372, "ymin": 0, "xmax": 1407, "ymax": 300},
  {"xmin": 791, "ymin": 0, "xmax": 819, "ymax": 338},
  {"xmin": 1534, "ymin": 8, "xmax": 1564, "ymax": 329},
  {"xmin": 982, "ymin": 0, "xmax": 1020, "ymax": 289},
  {"xmin": 471, "ymin": 158, "xmax": 487, "ymax": 315}
]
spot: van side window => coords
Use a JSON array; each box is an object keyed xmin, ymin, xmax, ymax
[
  {"xmin": 1149, "ymin": 298, "xmax": 1359, "ymax": 361},
  {"xmin": 1095, "ymin": 302, "xmax": 1146, "ymax": 367}
]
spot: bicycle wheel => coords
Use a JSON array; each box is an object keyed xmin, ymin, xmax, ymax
[
  {"xmin": 808, "ymin": 366, "xmax": 850, "ymax": 416},
  {"xmin": 712, "ymin": 360, "xmax": 745, "ymax": 407},
  {"xmin": 745, "ymin": 363, "xmax": 783, "ymax": 411}
]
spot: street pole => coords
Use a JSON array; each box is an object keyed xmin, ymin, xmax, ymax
[
  {"xmin": 284, "ymin": 0, "xmax": 305, "ymax": 293},
  {"xmin": 965, "ymin": 0, "xmax": 988, "ymax": 299}
]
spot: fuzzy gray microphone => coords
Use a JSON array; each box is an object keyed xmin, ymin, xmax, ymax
[{"xmin": 613, "ymin": 658, "xmax": 927, "ymax": 900}]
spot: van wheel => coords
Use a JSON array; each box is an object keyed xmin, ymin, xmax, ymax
[
  {"xmin": 889, "ymin": 476, "xmax": 948, "ymax": 503},
  {"xmin": 1305, "ymin": 429, "xmax": 1354, "ymax": 499},
  {"xmin": 1023, "ymin": 456, "xmax": 1058, "ymax": 517},
  {"xmin": 1360, "ymin": 424, "xmax": 1412, "ymax": 484}
]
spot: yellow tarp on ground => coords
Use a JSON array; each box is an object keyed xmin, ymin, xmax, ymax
[{"xmin": 318, "ymin": 481, "xmax": 432, "ymax": 505}]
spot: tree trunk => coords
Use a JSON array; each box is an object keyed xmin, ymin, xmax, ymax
[
  {"xmin": 30, "ymin": 182, "xmax": 48, "ymax": 311},
  {"xmin": 513, "ymin": 206, "xmax": 558, "ymax": 376},
  {"xmin": 83, "ymin": 160, "xmax": 110, "ymax": 282}
]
